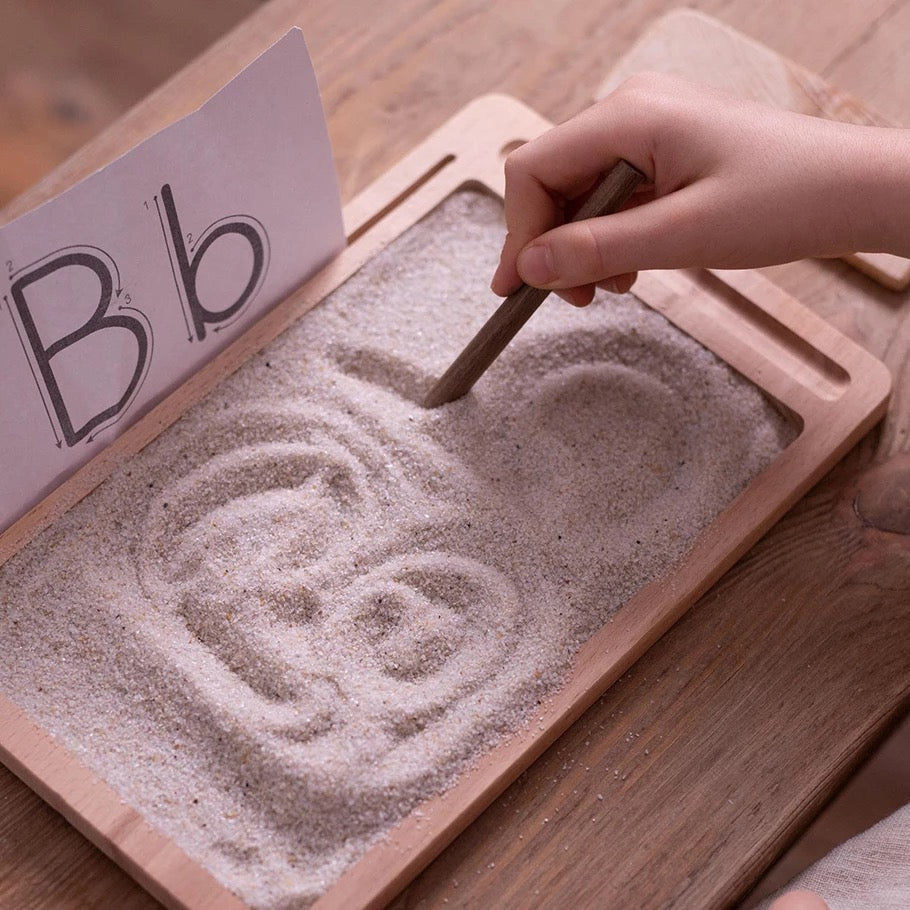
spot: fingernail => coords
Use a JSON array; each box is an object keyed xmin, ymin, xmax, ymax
[{"xmin": 517, "ymin": 243, "xmax": 555, "ymax": 287}]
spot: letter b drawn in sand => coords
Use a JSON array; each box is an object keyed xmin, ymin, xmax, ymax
[
  {"xmin": 157, "ymin": 183, "xmax": 270, "ymax": 342},
  {"xmin": 7, "ymin": 247, "xmax": 151, "ymax": 447}
]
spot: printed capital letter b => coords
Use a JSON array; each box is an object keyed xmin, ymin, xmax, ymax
[{"xmin": 10, "ymin": 250, "xmax": 149, "ymax": 446}]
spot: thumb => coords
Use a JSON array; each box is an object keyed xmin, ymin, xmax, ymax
[{"xmin": 515, "ymin": 187, "xmax": 705, "ymax": 289}]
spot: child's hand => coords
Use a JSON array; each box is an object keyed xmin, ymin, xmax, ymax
[{"xmin": 491, "ymin": 73, "xmax": 908, "ymax": 306}]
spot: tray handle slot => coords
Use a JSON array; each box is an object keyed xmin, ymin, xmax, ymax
[
  {"xmin": 345, "ymin": 155, "xmax": 455, "ymax": 245},
  {"xmin": 646, "ymin": 269, "xmax": 851, "ymax": 403},
  {"xmin": 692, "ymin": 270, "xmax": 850, "ymax": 400}
]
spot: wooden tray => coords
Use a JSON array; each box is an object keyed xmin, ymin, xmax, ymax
[
  {"xmin": 596, "ymin": 8, "xmax": 910, "ymax": 293},
  {"xmin": 0, "ymin": 93, "xmax": 891, "ymax": 910}
]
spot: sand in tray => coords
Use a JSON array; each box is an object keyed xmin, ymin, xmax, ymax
[{"xmin": 0, "ymin": 190, "xmax": 794, "ymax": 907}]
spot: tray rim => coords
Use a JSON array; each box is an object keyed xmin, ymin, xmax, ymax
[{"xmin": 0, "ymin": 92, "xmax": 891, "ymax": 910}]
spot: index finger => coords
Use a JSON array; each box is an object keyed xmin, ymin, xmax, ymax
[{"xmin": 492, "ymin": 100, "xmax": 654, "ymax": 295}]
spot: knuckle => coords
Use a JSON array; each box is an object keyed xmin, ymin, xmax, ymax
[
  {"xmin": 502, "ymin": 151, "xmax": 520, "ymax": 179},
  {"xmin": 618, "ymin": 70, "xmax": 665, "ymax": 95},
  {"xmin": 503, "ymin": 144, "xmax": 533, "ymax": 180},
  {"xmin": 612, "ymin": 71, "xmax": 686, "ymax": 119},
  {"xmin": 579, "ymin": 220, "xmax": 610, "ymax": 278}
]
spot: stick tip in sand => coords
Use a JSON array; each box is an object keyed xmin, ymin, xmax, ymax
[{"xmin": 423, "ymin": 159, "xmax": 645, "ymax": 408}]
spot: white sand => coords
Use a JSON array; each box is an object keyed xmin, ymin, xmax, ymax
[{"xmin": 0, "ymin": 190, "xmax": 794, "ymax": 907}]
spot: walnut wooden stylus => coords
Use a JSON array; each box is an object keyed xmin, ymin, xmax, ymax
[{"xmin": 423, "ymin": 159, "xmax": 645, "ymax": 408}]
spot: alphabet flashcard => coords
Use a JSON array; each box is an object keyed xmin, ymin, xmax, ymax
[{"xmin": 0, "ymin": 29, "xmax": 345, "ymax": 532}]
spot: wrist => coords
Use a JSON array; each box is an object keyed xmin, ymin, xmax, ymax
[{"xmin": 837, "ymin": 125, "xmax": 910, "ymax": 258}]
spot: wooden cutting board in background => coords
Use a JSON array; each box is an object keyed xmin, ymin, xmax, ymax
[{"xmin": 596, "ymin": 9, "xmax": 910, "ymax": 293}]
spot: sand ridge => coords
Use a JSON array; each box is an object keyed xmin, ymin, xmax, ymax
[{"xmin": 0, "ymin": 190, "xmax": 794, "ymax": 907}]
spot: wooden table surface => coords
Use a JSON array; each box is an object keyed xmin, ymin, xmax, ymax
[{"xmin": 1, "ymin": 1, "xmax": 909, "ymax": 908}]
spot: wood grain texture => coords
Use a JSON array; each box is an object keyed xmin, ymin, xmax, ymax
[
  {"xmin": 0, "ymin": 764, "xmax": 160, "ymax": 910},
  {"xmin": 744, "ymin": 712, "xmax": 910, "ymax": 904},
  {"xmin": 0, "ymin": 0, "xmax": 258, "ymax": 208},
  {"xmin": 2, "ymin": 1, "xmax": 910, "ymax": 908},
  {"xmin": 0, "ymin": 698, "xmax": 246, "ymax": 910},
  {"xmin": 821, "ymin": 0, "xmax": 910, "ymax": 124}
]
